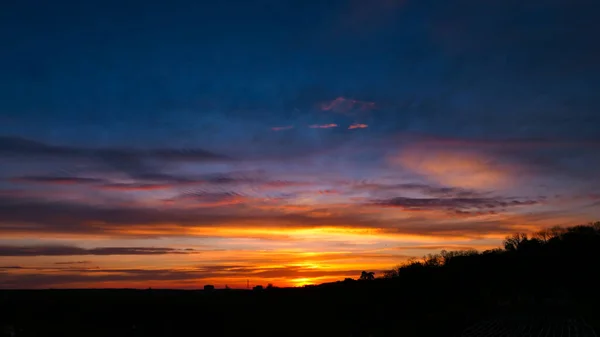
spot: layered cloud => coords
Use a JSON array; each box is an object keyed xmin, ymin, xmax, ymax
[
  {"xmin": 0, "ymin": 136, "xmax": 228, "ymax": 162},
  {"xmin": 0, "ymin": 245, "xmax": 200, "ymax": 256},
  {"xmin": 371, "ymin": 196, "xmax": 540, "ymax": 216},
  {"xmin": 0, "ymin": 264, "xmax": 368, "ymax": 289}
]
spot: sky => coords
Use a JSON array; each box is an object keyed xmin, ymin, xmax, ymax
[{"xmin": 1, "ymin": 0, "xmax": 599, "ymax": 289}]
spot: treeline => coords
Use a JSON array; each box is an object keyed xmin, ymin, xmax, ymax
[{"xmin": 377, "ymin": 222, "xmax": 600, "ymax": 308}]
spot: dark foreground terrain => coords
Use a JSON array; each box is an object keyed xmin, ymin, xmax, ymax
[
  {"xmin": 0, "ymin": 288, "xmax": 597, "ymax": 337},
  {"xmin": 1, "ymin": 223, "xmax": 599, "ymax": 337}
]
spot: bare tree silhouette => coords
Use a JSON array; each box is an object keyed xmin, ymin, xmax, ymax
[{"xmin": 359, "ymin": 271, "xmax": 375, "ymax": 281}]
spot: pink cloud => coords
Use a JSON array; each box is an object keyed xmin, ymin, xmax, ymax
[
  {"xmin": 99, "ymin": 184, "xmax": 173, "ymax": 191},
  {"xmin": 309, "ymin": 124, "xmax": 338, "ymax": 129},
  {"xmin": 320, "ymin": 97, "xmax": 376, "ymax": 115},
  {"xmin": 318, "ymin": 189, "xmax": 340, "ymax": 195},
  {"xmin": 271, "ymin": 126, "xmax": 294, "ymax": 131},
  {"xmin": 389, "ymin": 145, "xmax": 512, "ymax": 189},
  {"xmin": 348, "ymin": 123, "xmax": 368, "ymax": 130},
  {"xmin": 260, "ymin": 180, "xmax": 315, "ymax": 189}
]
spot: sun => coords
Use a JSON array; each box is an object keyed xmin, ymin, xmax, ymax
[{"xmin": 291, "ymin": 278, "xmax": 315, "ymax": 287}]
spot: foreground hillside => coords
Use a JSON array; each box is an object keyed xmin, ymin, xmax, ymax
[{"xmin": 1, "ymin": 222, "xmax": 599, "ymax": 337}]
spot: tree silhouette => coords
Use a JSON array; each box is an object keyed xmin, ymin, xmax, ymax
[
  {"xmin": 503, "ymin": 232, "xmax": 528, "ymax": 251},
  {"xmin": 359, "ymin": 271, "xmax": 375, "ymax": 281}
]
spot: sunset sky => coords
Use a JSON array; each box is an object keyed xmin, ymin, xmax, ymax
[{"xmin": 1, "ymin": 0, "xmax": 599, "ymax": 289}]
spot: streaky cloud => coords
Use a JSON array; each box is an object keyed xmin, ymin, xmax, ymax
[
  {"xmin": 0, "ymin": 135, "xmax": 230, "ymax": 162},
  {"xmin": 348, "ymin": 123, "xmax": 368, "ymax": 129},
  {"xmin": 10, "ymin": 176, "xmax": 107, "ymax": 185},
  {"xmin": 320, "ymin": 97, "xmax": 376, "ymax": 115},
  {"xmin": 271, "ymin": 126, "xmax": 294, "ymax": 131},
  {"xmin": 99, "ymin": 183, "xmax": 173, "ymax": 191},
  {"xmin": 0, "ymin": 245, "xmax": 200, "ymax": 256},
  {"xmin": 309, "ymin": 123, "xmax": 338, "ymax": 129}
]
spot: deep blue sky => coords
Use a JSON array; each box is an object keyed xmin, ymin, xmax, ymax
[
  {"xmin": 2, "ymin": 0, "xmax": 599, "ymax": 146},
  {"xmin": 1, "ymin": 0, "xmax": 600, "ymax": 288}
]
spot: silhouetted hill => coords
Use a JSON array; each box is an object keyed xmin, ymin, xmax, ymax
[{"xmin": 1, "ymin": 222, "xmax": 599, "ymax": 337}]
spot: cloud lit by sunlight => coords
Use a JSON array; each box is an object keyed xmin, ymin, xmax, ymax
[
  {"xmin": 309, "ymin": 124, "xmax": 338, "ymax": 129},
  {"xmin": 348, "ymin": 123, "xmax": 368, "ymax": 130},
  {"xmin": 391, "ymin": 145, "xmax": 512, "ymax": 189}
]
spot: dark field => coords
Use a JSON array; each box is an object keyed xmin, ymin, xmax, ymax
[{"xmin": 1, "ymin": 279, "xmax": 599, "ymax": 337}]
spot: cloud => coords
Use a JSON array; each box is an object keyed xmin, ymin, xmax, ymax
[
  {"xmin": 370, "ymin": 196, "xmax": 540, "ymax": 215},
  {"xmin": 259, "ymin": 180, "xmax": 315, "ymax": 189},
  {"xmin": 54, "ymin": 261, "xmax": 92, "ymax": 265},
  {"xmin": 7, "ymin": 174, "xmax": 203, "ymax": 191},
  {"xmin": 0, "ymin": 245, "xmax": 200, "ymax": 256},
  {"xmin": 0, "ymin": 194, "xmax": 378, "ymax": 237},
  {"xmin": 166, "ymin": 190, "xmax": 247, "ymax": 207},
  {"xmin": 391, "ymin": 145, "xmax": 511, "ymax": 189},
  {"xmin": 200, "ymin": 171, "xmax": 264, "ymax": 185},
  {"xmin": 10, "ymin": 176, "xmax": 107, "ymax": 185},
  {"xmin": 318, "ymin": 189, "xmax": 340, "ymax": 195},
  {"xmin": 353, "ymin": 181, "xmax": 486, "ymax": 198},
  {"xmin": 0, "ymin": 264, "xmax": 367, "ymax": 289},
  {"xmin": 392, "ymin": 245, "xmax": 481, "ymax": 251},
  {"xmin": 384, "ymin": 134, "xmax": 600, "ymax": 183},
  {"xmin": 122, "ymin": 172, "xmax": 203, "ymax": 184},
  {"xmin": 348, "ymin": 123, "xmax": 368, "ymax": 129},
  {"xmin": 7, "ymin": 170, "xmax": 267, "ymax": 191},
  {"xmin": 271, "ymin": 126, "xmax": 294, "ymax": 131},
  {"xmin": 99, "ymin": 183, "xmax": 173, "ymax": 191},
  {"xmin": 0, "ymin": 135, "xmax": 230, "ymax": 164},
  {"xmin": 309, "ymin": 123, "xmax": 338, "ymax": 129},
  {"xmin": 320, "ymin": 97, "xmax": 376, "ymax": 115},
  {"xmin": 0, "ymin": 190, "xmax": 555, "ymax": 241}
]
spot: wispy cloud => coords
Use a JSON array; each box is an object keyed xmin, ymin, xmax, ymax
[
  {"xmin": 320, "ymin": 97, "xmax": 376, "ymax": 115},
  {"xmin": 166, "ymin": 190, "xmax": 247, "ymax": 207},
  {"xmin": 391, "ymin": 245, "xmax": 487, "ymax": 252},
  {"xmin": 309, "ymin": 123, "xmax": 338, "ymax": 129},
  {"xmin": 54, "ymin": 261, "xmax": 92, "ymax": 265},
  {"xmin": 348, "ymin": 123, "xmax": 368, "ymax": 129},
  {"xmin": 258, "ymin": 180, "xmax": 315, "ymax": 189},
  {"xmin": 370, "ymin": 195, "xmax": 540, "ymax": 213},
  {"xmin": 271, "ymin": 126, "xmax": 294, "ymax": 131},
  {"xmin": 99, "ymin": 183, "xmax": 173, "ymax": 191},
  {"xmin": 353, "ymin": 182, "xmax": 486, "ymax": 198},
  {"xmin": 9, "ymin": 176, "xmax": 106, "ymax": 185},
  {"xmin": 0, "ymin": 245, "xmax": 200, "ymax": 256},
  {"xmin": 0, "ymin": 136, "xmax": 230, "ymax": 167},
  {"xmin": 0, "ymin": 264, "xmax": 367, "ymax": 289}
]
